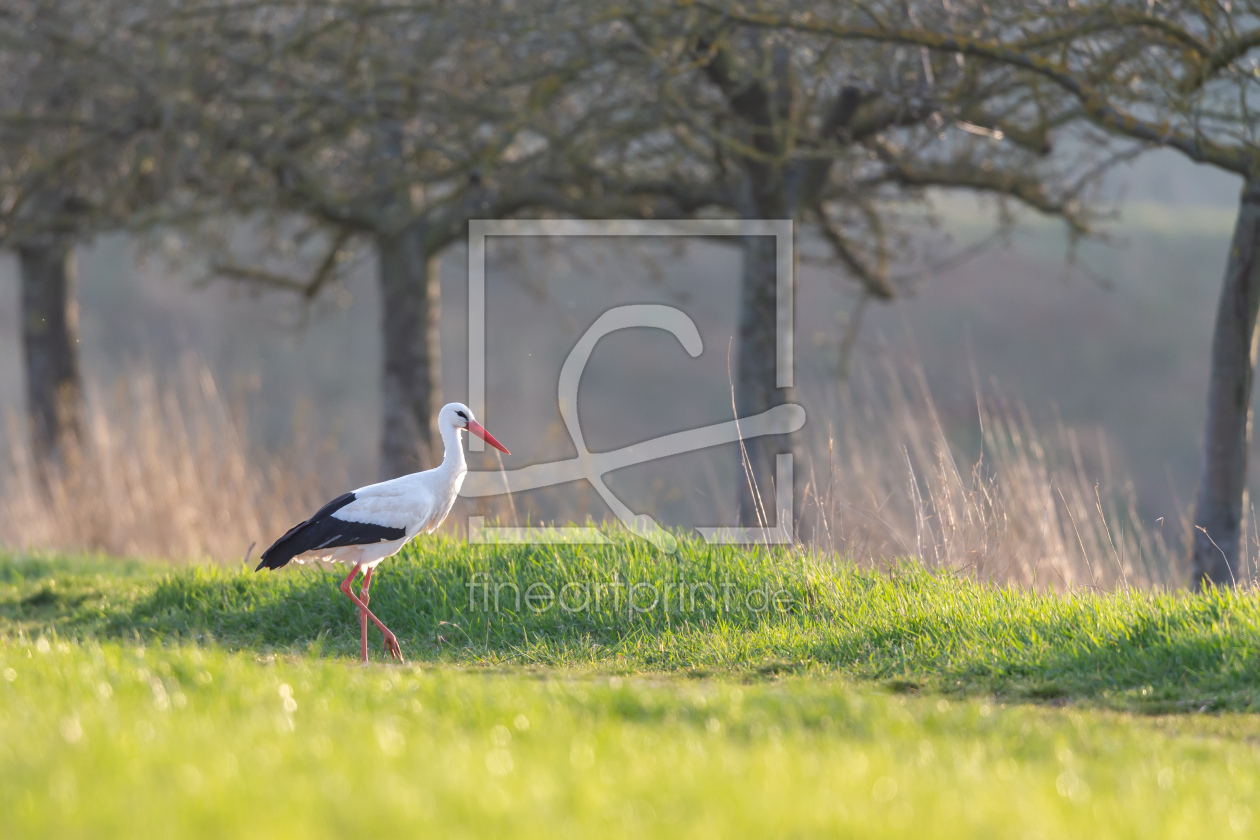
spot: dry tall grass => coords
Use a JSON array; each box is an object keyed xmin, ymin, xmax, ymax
[
  {"xmin": 801, "ymin": 365, "xmax": 1185, "ymax": 589},
  {"xmin": 0, "ymin": 358, "xmax": 1197, "ymax": 588},
  {"xmin": 0, "ymin": 359, "xmax": 343, "ymax": 563}
]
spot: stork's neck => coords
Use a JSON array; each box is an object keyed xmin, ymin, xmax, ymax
[{"xmin": 436, "ymin": 419, "xmax": 467, "ymax": 479}]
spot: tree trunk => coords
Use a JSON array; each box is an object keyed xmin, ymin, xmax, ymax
[
  {"xmin": 19, "ymin": 238, "xmax": 82, "ymax": 466},
  {"xmin": 377, "ymin": 225, "xmax": 442, "ymax": 480},
  {"xmin": 734, "ymin": 166, "xmax": 797, "ymax": 524},
  {"xmin": 1191, "ymin": 180, "xmax": 1260, "ymax": 588},
  {"xmin": 735, "ymin": 229, "xmax": 794, "ymax": 520}
]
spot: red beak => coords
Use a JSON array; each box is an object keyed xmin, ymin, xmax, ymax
[{"xmin": 467, "ymin": 420, "xmax": 510, "ymax": 454}]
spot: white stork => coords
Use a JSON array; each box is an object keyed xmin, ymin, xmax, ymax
[{"xmin": 256, "ymin": 402, "xmax": 509, "ymax": 663}]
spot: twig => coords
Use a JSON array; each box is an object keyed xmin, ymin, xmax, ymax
[{"xmin": 1195, "ymin": 525, "xmax": 1237, "ymax": 587}]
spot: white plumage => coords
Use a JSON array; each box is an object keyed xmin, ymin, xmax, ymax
[{"xmin": 256, "ymin": 402, "xmax": 509, "ymax": 662}]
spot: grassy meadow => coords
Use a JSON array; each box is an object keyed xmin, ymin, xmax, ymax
[{"xmin": 3, "ymin": 537, "xmax": 1260, "ymax": 838}]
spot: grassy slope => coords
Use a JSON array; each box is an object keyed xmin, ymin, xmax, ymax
[
  {"xmin": 3, "ymin": 540, "xmax": 1260, "ymax": 839},
  {"xmin": 4, "ymin": 537, "xmax": 1259, "ymax": 712}
]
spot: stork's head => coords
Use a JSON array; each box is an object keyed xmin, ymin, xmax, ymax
[{"xmin": 439, "ymin": 402, "xmax": 510, "ymax": 454}]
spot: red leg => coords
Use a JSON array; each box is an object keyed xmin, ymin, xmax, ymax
[
  {"xmin": 359, "ymin": 568, "xmax": 374, "ymax": 663},
  {"xmin": 339, "ymin": 564, "xmax": 403, "ymax": 662},
  {"xmin": 340, "ymin": 565, "xmax": 369, "ymax": 663}
]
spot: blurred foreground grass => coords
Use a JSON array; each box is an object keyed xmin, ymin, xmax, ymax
[
  {"xmin": 2, "ymin": 642, "xmax": 1258, "ymax": 839},
  {"xmin": 2, "ymin": 539, "xmax": 1260, "ymax": 838}
]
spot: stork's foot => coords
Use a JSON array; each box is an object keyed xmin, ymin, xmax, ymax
[{"xmin": 382, "ymin": 629, "xmax": 404, "ymax": 662}]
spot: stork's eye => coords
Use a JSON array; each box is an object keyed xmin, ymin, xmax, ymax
[{"xmin": 456, "ymin": 410, "xmax": 468, "ymax": 420}]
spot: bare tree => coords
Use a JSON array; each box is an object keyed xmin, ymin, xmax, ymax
[
  {"xmin": 0, "ymin": 1, "xmax": 195, "ymax": 466},
  {"xmin": 565, "ymin": 3, "xmax": 1097, "ymax": 521},
  {"xmin": 165, "ymin": 0, "xmax": 626, "ymax": 479},
  {"xmin": 1, "ymin": 0, "xmax": 1098, "ymax": 538},
  {"xmin": 716, "ymin": 0, "xmax": 1260, "ymax": 584}
]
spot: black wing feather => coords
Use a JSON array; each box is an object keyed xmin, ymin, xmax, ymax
[{"xmin": 255, "ymin": 492, "xmax": 407, "ymax": 571}]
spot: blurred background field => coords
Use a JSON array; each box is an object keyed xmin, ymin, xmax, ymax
[{"xmin": 0, "ymin": 151, "xmax": 1242, "ymax": 585}]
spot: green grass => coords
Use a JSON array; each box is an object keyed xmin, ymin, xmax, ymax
[
  {"xmin": 3, "ymin": 538, "xmax": 1260, "ymax": 838},
  {"xmin": 4, "ymin": 537, "xmax": 1260, "ymax": 712},
  {"xmin": 4, "ymin": 642, "xmax": 1260, "ymax": 839}
]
